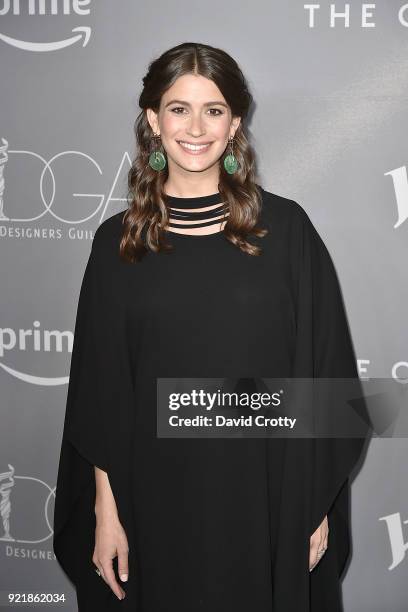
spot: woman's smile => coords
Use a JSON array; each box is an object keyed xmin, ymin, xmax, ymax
[{"xmin": 177, "ymin": 140, "xmax": 213, "ymax": 154}]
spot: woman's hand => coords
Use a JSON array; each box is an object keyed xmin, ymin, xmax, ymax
[
  {"xmin": 92, "ymin": 511, "xmax": 129, "ymax": 601},
  {"xmin": 309, "ymin": 514, "xmax": 329, "ymax": 572}
]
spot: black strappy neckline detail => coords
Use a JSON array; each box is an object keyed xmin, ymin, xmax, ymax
[
  {"xmin": 164, "ymin": 191, "xmax": 223, "ymax": 209},
  {"xmin": 163, "ymin": 191, "xmax": 229, "ymax": 237},
  {"xmin": 169, "ymin": 203, "xmax": 226, "ymax": 221}
]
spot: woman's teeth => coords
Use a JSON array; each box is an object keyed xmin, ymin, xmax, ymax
[{"xmin": 178, "ymin": 141, "xmax": 211, "ymax": 153}]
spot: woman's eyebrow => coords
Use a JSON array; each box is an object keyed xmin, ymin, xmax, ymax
[{"xmin": 164, "ymin": 99, "xmax": 228, "ymax": 108}]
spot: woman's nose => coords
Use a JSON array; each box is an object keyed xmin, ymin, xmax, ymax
[{"xmin": 187, "ymin": 113, "xmax": 205, "ymax": 136}]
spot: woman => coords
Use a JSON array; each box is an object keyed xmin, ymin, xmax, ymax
[{"xmin": 53, "ymin": 42, "xmax": 367, "ymax": 611}]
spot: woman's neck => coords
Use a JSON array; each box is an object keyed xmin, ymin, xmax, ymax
[{"xmin": 163, "ymin": 178, "xmax": 220, "ymax": 199}]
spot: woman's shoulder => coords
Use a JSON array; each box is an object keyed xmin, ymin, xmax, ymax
[
  {"xmin": 258, "ymin": 185, "xmax": 310, "ymax": 228},
  {"xmin": 91, "ymin": 209, "xmax": 127, "ymax": 260}
]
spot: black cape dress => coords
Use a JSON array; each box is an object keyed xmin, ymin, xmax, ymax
[{"xmin": 53, "ymin": 186, "xmax": 368, "ymax": 611}]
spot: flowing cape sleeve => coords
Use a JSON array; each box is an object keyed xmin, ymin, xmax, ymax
[
  {"xmin": 271, "ymin": 201, "xmax": 369, "ymax": 610},
  {"xmin": 293, "ymin": 202, "xmax": 369, "ymax": 569},
  {"xmin": 52, "ymin": 216, "xmax": 136, "ymax": 599}
]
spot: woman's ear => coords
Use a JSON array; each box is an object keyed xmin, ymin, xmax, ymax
[
  {"xmin": 146, "ymin": 108, "xmax": 159, "ymax": 135},
  {"xmin": 230, "ymin": 115, "xmax": 241, "ymax": 138}
]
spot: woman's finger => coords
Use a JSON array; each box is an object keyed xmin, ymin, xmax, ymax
[
  {"xmin": 309, "ymin": 530, "xmax": 321, "ymax": 570},
  {"xmin": 321, "ymin": 516, "xmax": 329, "ymax": 552},
  {"xmin": 309, "ymin": 515, "xmax": 327, "ymax": 571},
  {"xmin": 118, "ymin": 547, "xmax": 129, "ymax": 582},
  {"xmin": 322, "ymin": 525, "xmax": 329, "ymax": 551},
  {"xmin": 100, "ymin": 557, "xmax": 126, "ymax": 600},
  {"xmin": 94, "ymin": 565, "xmax": 105, "ymax": 581}
]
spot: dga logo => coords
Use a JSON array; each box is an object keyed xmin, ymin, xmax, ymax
[
  {"xmin": 379, "ymin": 512, "xmax": 408, "ymax": 570},
  {"xmin": 0, "ymin": 0, "xmax": 91, "ymax": 52},
  {"xmin": 0, "ymin": 137, "xmax": 129, "ymax": 229},
  {"xmin": 0, "ymin": 321, "xmax": 71, "ymax": 386},
  {"xmin": 0, "ymin": 464, "xmax": 55, "ymax": 546}
]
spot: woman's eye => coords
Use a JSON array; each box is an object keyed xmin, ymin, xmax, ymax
[{"xmin": 170, "ymin": 107, "xmax": 223, "ymax": 116}]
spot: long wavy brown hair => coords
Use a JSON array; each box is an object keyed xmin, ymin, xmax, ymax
[{"xmin": 120, "ymin": 42, "xmax": 268, "ymax": 263}]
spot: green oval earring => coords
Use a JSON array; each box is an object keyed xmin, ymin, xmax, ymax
[
  {"xmin": 223, "ymin": 137, "xmax": 239, "ymax": 175},
  {"xmin": 148, "ymin": 133, "xmax": 167, "ymax": 171}
]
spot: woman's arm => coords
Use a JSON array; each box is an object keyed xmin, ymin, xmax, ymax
[
  {"xmin": 93, "ymin": 467, "xmax": 129, "ymax": 601},
  {"xmin": 94, "ymin": 467, "xmax": 118, "ymax": 518}
]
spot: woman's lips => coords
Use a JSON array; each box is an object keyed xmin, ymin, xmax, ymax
[{"xmin": 177, "ymin": 141, "xmax": 212, "ymax": 155}]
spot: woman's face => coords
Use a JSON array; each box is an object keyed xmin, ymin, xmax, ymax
[{"xmin": 146, "ymin": 74, "xmax": 241, "ymax": 175}]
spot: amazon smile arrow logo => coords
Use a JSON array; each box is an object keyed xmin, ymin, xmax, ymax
[
  {"xmin": 0, "ymin": 361, "xmax": 68, "ymax": 386},
  {"xmin": 0, "ymin": 26, "xmax": 91, "ymax": 52}
]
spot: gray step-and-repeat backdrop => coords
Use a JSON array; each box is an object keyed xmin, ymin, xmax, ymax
[{"xmin": 0, "ymin": 2, "xmax": 407, "ymax": 611}]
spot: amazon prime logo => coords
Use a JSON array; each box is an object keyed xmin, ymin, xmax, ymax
[
  {"xmin": 0, "ymin": 321, "xmax": 72, "ymax": 386},
  {"xmin": 0, "ymin": 0, "xmax": 92, "ymax": 52}
]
